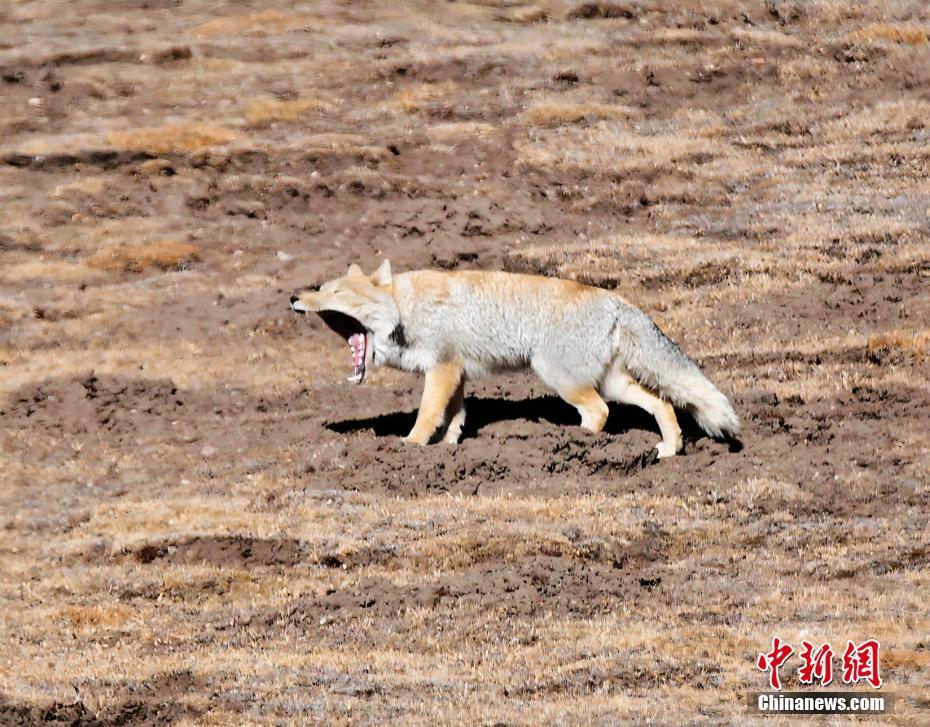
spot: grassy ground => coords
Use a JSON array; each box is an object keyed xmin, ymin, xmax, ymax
[{"xmin": 1, "ymin": 1, "xmax": 928, "ymax": 724}]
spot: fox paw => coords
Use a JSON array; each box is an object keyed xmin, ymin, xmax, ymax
[
  {"xmin": 442, "ymin": 422, "xmax": 464, "ymax": 445},
  {"xmin": 655, "ymin": 441, "xmax": 680, "ymax": 459},
  {"xmin": 402, "ymin": 433, "xmax": 429, "ymax": 446},
  {"xmin": 443, "ymin": 411, "xmax": 466, "ymax": 444}
]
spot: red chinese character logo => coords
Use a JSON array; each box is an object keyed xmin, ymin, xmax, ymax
[
  {"xmin": 757, "ymin": 637, "xmax": 794, "ymax": 690},
  {"xmin": 798, "ymin": 640, "xmax": 834, "ymax": 686},
  {"xmin": 842, "ymin": 639, "xmax": 882, "ymax": 688}
]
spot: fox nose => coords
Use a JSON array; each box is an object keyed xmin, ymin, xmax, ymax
[{"xmin": 289, "ymin": 295, "xmax": 299, "ymax": 305}]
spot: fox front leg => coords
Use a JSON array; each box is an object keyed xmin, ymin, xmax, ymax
[
  {"xmin": 442, "ymin": 376, "xmax": 466, "ymax": 444},
  {"xmin": 403, "ymin": 361, "xmax": 465, "ymax": 445}
]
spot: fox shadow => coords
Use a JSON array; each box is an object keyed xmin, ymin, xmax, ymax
[{"xmin": 326, "ymin": 394, "xmax": 722, "ymax": 445}]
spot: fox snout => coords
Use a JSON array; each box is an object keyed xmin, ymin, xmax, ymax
[
  {"xmin": 289, "ymin": 294, "xmax": 306, "ymax": 313},
  {"xmin": 290, "ymin": 284, "xmax": 321, "ymax": 313}
]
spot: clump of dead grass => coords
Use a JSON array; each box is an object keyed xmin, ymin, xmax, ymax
[
  {"xmin": 850, "ymin": 23, "xmax": 929, "ymax": 45},
  {"xmin": 427, "ymin": 121, "xmax": 497, "ymax": 142},
  {"xmin": 107, "ymin": 123, "xmax": 236, "ymax": 153},
  {"xmin": 882, "ymin": 648, "xmax": 930, "ymax": 670},
  {"xmin": 135, "ymin": 158, "xmax": 176, "ymax": 177},
  {"xmin": 867, "ymin": 330, "xmax": 930, "ymax": 360},
  {"xmin": 821, "ymin": 99, "xmax": 930, "ymax": 142},
  {"xmin": 0, "ymin": 260, "xmax": 103, "ymax": 284},
  {"xmin": 51, "ymin": 178, "xmax": 108, "ymax": 199},
  {"xmin": 85, "ymin": 240, "xmax": 201, "ymax": 273},
  {"xmin": 244, "ymin": 97, "xmax": 332, "ymax": 126},
  {"xmin": 730, "ymin": 27, "xmax": 802, "ymax": 49},
  {"xmin": 522, "ymin": 101, "xmax": 633, "ymax": 127},
  {"xmin": 390, "ymin": 82, "xmax": 457, "ymax": 114},
  {"xmin": 566, "ymin": 2, "xmax": 635, "ymax": 20},
  {"xmin": 498, "ymin": 6, "xmax": 548, "ymax": 23},
  {"xmin": 516, "ymin": 122, "xmax": 720, "ymax": 174},
  {"xmin": 191, "ymin": 9, "xmax": 319, "ymax": 38},
  {"xmin": 59, "ymin": 603, "xmax": 134, "ymax": 630},
  {"xmin": 651, "ymin": 28, "xmax": 720, "ymax": 45}
]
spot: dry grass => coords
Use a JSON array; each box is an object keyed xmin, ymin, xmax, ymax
[
  {"xmin": 5, "ymin": 487, "xmax": 926, "ymax": 722},
  {"xmin": 85, "ymin": 240, "xmax": 201, "ymax": 273},
  {"xmin": 851, "ymin": 23, "xmax": 929, "ymax": 45},
  {"xmin": 427, "ymin": 121, "xmax": 497, "ymax": 142},
  {"xmin": 190, "ymin": 9, "xmax": 320, "ymax": 38},
  {"xmin": 0, "ymin": 260, "xmax": 103, "ymax": 284},
  {"xmin": 1, "ymin": 0, "xmax": 928, "ymax": 724},
  {"xmin": 106, "ymin": 123, "xmax": 236, "ymax": 153},
  {"xmin": 516, "ymin": 121, "xmax": 727, "ymax": 174},
  {"xmin": 244, "ymin": 97, "xmax": 332, "ymax": 126},
  {"xmin": 867, "ymin": 330, "xmax": 930, "ymax": 360},
  {"xmin": 565, "ymin": 2, "xmax": 634, "ymax": 20},
  {"xmin": 499, "ymin": 5, "xmax": 549, "ymax": 24},
  {"xmin": 59, "ymin": 603, "xmax": 135, "ymax": 630},
  {"xmin": 522, "ymin": 101, "xmax": 634, "ymax": 126},
  {"xmin": 51, "ymin": 178, "xmax": 108, "ymax": 198},
  {"xmin": 389, "ymin": 82, "xmax": 457, "ymax": 114},
  {"xmin": 652, "ymin": 27, "xmax": 722, "ymax": 45},
  {"xmin": 730, "ymin": 27, "xmax": 803, "ymax": 49}
]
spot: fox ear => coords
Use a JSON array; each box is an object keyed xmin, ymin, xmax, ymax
[
  {"xmin": 346, "ymin": 263, "xmax": 364, "ymax": 278},
  {"xmin": 371, "ymin": 259, "xmax": 392, "ymax": 286}
]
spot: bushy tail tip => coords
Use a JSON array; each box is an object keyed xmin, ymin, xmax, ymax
[
  {"xmin": 687, "ymin": 386, "xmax": 740, "ymax": 440},
  {"xmin": 618, "ymin": 309, "xmax": 740, "ymax": 441}
]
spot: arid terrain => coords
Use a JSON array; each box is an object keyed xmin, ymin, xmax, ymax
[{"xmin": 1, "ymin": 0, "xmax": 929, "ymax": 724}]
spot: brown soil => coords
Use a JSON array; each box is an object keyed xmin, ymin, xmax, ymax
[{"xmin": 1, "ymin": 1, "xmax": 928, "ymax": 724}]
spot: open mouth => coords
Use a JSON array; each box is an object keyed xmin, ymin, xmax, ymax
[{"xmin": 317, "ymin": 311, "xmax": 373, "ymax": 384}]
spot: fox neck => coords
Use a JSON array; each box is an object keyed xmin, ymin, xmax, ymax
[
  {"xmin": 368, "ymin": 280, "xmax": 437, "ymax": 374},
  {"xmin": 371, "ymin": 293, "xmax": 430, "ymax": 372},
  {"xmin": 373, "ymin": 319, "xmax": 410, "ymax": 369},
  {"xmin": 368, "ymin": 287, "xmax": 405, "ymax": 369}
]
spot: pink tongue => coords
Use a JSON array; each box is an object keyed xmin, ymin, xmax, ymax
[{"xmin": 349, "ymin": 333, "xmax": 363, "ymax": 369}]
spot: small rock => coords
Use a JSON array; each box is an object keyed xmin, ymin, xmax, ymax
[
  {"xmin": 201, "ymin": 445, "xmax": 217, "ymax": 458},
  {"xmin": 137, "ymin": 158, "xmax": 175, "ymax": 176},
  {"xmin": 224, "ymin": 199, "xmax": 265, "ymax": 218},
  {"xmin": 276, "ymin": 250, "xmax": 295, "ymax": 262}
]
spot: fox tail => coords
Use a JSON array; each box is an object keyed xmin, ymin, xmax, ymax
[{"xmin": 620, "ymin": 310, "xmax": 740, "ymax": 440}]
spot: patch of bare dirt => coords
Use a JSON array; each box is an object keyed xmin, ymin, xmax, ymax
[
  {"xmin": 2, "ymin": 0, "xmax": 928, "ymax": 722},
  {"xmin": 0, "ymin": 670, "xmax": 201, "ymax": 726},
  {"xmin": 274, "ymin": 551, "xmax": 667, "ymax": 623},
  {"xmin": 130, "ymin": 536, "xmax": 306, "ymax": 568}
]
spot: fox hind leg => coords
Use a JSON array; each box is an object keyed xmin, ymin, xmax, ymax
[
  {"xmin": 533, "ymin": 361, "xmax": 609, "ymax": 433},
  {"xmin": 564, "ymin": 386, "xmax": 609, "ymax": 433},
  {"xmin": 601, "ymin": 364, "xmax": 682, "ymax": 457},
  {"xmin": 404, "ymin": 361, "xmax": 464, "ymax": 445}
]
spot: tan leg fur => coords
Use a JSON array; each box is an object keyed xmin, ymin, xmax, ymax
[
  {"xmin": 561, "ymin": 386, "xmax": 610, "ymax": 433},
  {"xmin": 442, "ymin": 377, "xmax": 466, "ymax": 444},
  {"xmin": 602, "ymin": 366, "xmax": 682, "ymax": 457},
  {"xmin": 404, "ymin": 360, "xmax": 465, "ymax": 445}
]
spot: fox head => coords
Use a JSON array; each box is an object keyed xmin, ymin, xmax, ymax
[{"xmin": 289, "ymin": 260, "xmax": 400, "ymax": 384}]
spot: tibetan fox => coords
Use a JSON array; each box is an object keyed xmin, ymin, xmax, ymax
[{"xmin": 290, "ymin": 260, "xmax": 739, "ymax": 457}]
